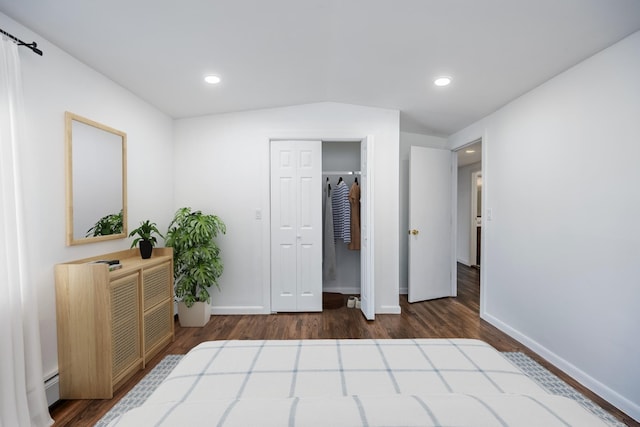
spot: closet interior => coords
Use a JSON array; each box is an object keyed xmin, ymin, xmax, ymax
[{"xmin": 322, "ymin": 141, "xmax": 361, "ymax": 296}]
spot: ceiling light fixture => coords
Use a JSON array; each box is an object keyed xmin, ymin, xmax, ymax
[
  {"xmin": 434, "ymin": 76, "xmax": 452, "ymax": 87},
  {"xmin": 204, "ymin": 75, "xmax": 221, "ymax": 84},
  {"xmin": 465, "ymin": 149, "xmax": 475, "ymax": 154}
]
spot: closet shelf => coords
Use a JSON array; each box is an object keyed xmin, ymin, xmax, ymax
[{"xmin": 322, "ymin": 170, "xmax": 361, "ymax": 175}]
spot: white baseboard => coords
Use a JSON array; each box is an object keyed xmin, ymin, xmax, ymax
[
  {"xmin": 457, "ymin": 257, "xmax": 471, "ymax": 266},
  {"xmin": 44, "ymin": 374, "xmax": 59, "ymax": 406},
  {"xmin": 378, "ymin": 305, "xmax": 401, "ymax": 314},
  {"xmin": 211, "ymin": 305, "xmax": 270, "ymax": 315},
  {"xmin": 482, "ymin": 311, "xmax": 640, "ymax": 422}
]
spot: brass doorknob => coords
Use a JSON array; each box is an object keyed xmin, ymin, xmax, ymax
[{"xmin": 409, "ymin": 229, "xmax": 419, "ymax": 235}]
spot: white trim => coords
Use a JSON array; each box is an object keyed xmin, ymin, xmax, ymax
[
  {"xmin": 470, "ymin": 170, "xmax": 482, "ymax": 267},
  {"xmin": 457, "ymin": 257, "xmax": 471, "ymax": 267},
  {"xmin": 378, "ymin": 304, "xmax": 401, "ymax": 314},
  {"xmin": 479, "ymin": 131, "xmax": 489, "ymax": 317},
  {"xmin": 266, "ymin": 133, "xmax": 377, "ymax": 315},
  {"xmin": 482, "ymin": 311, "xmax": 640, "ymax": 422},
  {"xmin": 211, "ymin": 305, "xmax": 270, "ymax": 315},
  {"xmin": 360, "ymin": 135, "xmax": 375, "ymax": 319},
  {"xmin": 450, "ymin": 151, "xmax": 458, "ymax": 296}
]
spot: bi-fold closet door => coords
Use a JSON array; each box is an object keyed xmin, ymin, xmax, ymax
[{"xmin": 270, "ymin": 140, "xmax": 322, "ymax": 312}]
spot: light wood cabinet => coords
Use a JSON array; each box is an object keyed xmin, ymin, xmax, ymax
[{"xmin": 55, "ymin": 248, "xmax": 174, "ymax": 399}]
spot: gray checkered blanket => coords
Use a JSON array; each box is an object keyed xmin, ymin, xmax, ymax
[{"xmin": 108, "ymin": 339, "xmax": 609, "ymax": 426}]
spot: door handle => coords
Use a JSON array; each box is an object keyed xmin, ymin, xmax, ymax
[{"xmin": 409, "ymin": 229, "xmax": 419, "ymax": 235}]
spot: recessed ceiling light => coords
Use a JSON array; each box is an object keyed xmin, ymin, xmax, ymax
[
  {"xmin": 465, "ymin": 149, "xmax": 476, "ymax": 154},
  {"xmin": 204, "ymin": 75, "xmax": 221, "ymax": 84},
  {"xmin": 434, "ymin": 76, "xmax": 452, "ymax": 87}
]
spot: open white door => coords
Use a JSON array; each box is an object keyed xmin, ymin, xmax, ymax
[
  {"xmin": 408, "ymin": 146, "xmax": 455, "ymax": 303},
  {"xmin": 359, "ymin": 137, "xmax": 375, "ymax": 320},
  {"xmin": 271, "ymin": 140, "xmax": 322, "ymax": 312}
]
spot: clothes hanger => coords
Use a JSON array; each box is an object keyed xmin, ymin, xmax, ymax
[
  {"xmin": 355, "ymin": 177, "xmax": 358, "ymax": 184},
  {"xmin": 338, "ymin": 177, "xmax": 343, "ymax": 184}
]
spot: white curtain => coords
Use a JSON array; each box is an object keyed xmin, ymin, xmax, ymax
[{"xmin": 0, "ymin": 37, "xmax": 53, "ymax": 427}]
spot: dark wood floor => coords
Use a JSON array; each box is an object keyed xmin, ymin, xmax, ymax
[{"xmin": 49, "ymin": 263, "xmax": 638, "ymax": 426}]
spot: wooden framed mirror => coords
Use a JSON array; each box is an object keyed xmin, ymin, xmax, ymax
[{"xmin": 65, "ymin": 112, "xmax": 127, "ymax": 245}]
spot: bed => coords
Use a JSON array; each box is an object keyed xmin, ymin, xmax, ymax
[{"xmin": 107, "ymin": 339, "xmax": 610, "ymax": 426}]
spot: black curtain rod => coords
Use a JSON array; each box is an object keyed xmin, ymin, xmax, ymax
[{"xmin": 0, "ymin": 28, "xmax": 43, "ymax": 56}]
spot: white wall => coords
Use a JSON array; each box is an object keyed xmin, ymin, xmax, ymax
[
  {"xmin": 457, "ymin": 162, "xmax": 481, "ymax": 265},
  {"xmin": 0, "ymin": 13, "xmax": 175, "ymax": 392},
  {"xmin": 173, "ymin": 102, "xmax": 401, "ymax": 314},
  {"xmin": 449, "ymin": 31, "xmax": 640, "ymax": 420},
  {"xmin": 399, "ymin": 132, "xmax": 448, "ymax": 293}
]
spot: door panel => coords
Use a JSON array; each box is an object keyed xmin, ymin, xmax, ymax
[
  {"xmin": 359, "ymin": 137, "xmax": 374, "ymax": 320},
  {"xmin": 271, "ymin": 140, "xmax": 322, "ymax": 312},
  {"xmin": 408, "ymin": 146, "xmax": 454, "ymax": 303}
]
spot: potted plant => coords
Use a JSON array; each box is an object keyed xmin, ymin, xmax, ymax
[
  {"xmin": 129, "ymin": 219, "xmax": 163, "ymax": 259},
  {"xmin": 165, "ymin": 207, "xmax": 226, "ymax": 327}
]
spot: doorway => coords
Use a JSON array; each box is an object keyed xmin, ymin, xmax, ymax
[
  {"xmin": 454, "ymin": 139, "xmax": 483, "ymax": 318},
  {"xmin": 322, "ymin": 141, "xmax": 361, "ymax": 295},
  {"xmin": 470, "ymin": 170, "xmax": 482, "ymax": 268},
  {"xmin": 270, "ymin": 137, "xmax": 374, "ymax": 319},
  {"xmin": 455, "ymin": 139, "xmax": 482, "ymax": 270}
]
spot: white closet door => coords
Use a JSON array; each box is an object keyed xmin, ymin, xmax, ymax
[
  {"xmin": 359, "ymin": 137, "xmax": 375, "ymax": 320},
  {"xmin": 271, "ymin": 140, "xmax": 322, "ymax": 312}
]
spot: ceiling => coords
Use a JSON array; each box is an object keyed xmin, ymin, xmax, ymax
[{"xmin": 1, "ymin": 1, "xmax": 640, "ymax": 136}]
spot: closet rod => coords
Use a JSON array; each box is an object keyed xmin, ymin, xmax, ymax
[
  {"xmin": 0, "ymin": 28, "xmax": 43, "ymax": 56},
  {"xmin": 322, "ymin": 170, "xmax": 361, "ymax": 175}
]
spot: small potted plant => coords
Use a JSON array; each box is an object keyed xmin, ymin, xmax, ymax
[
  {"xmin": 129, "ymin": 219, "xmax": 163, "ymax": 259},
  {"xmin": 165, "ymin": 207, "xmax": 226, "ymax": 327}
]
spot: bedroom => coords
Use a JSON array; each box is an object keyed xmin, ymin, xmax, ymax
[{"xmin": 0, "ymin": 1, "xmax": 639, "ymax": 425}]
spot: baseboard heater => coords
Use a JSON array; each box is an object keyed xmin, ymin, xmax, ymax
[{"xmin": 44, "ymin": 374, "xmax": 60, "ymax": 406}]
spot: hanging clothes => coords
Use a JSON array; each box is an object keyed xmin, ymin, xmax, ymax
[
  {"xmin": 348, "ymin": 180, "xmax": 361, "ymax": 250},
  {"xmin": 331, "ymin": 179, "xmax": 351, "ymax": 243},
  {"xmin": 323, "ymin": 179, "xmax": 337, "ymax": 280}
]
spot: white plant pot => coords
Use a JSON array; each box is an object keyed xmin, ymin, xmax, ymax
[{"xmin": 177, "ymin": 301, "xmax": 211, "ymax": 327}]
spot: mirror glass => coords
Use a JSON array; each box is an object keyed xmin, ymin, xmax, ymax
[{"xmin": 65, "ymin": 112, "xmax": 127, "ymax": 245}]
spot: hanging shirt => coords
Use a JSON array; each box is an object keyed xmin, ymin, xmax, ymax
[
  {"xmin": 331, "ymin": 180, "xmax": 351, "ymax": 243},
  {"xmin": 323, "ymin": 180, "xmax": 337, "ymax": 280},
  {"xmin": 348, "ymin": 181, "xmax": 361, "ymax": 250}
]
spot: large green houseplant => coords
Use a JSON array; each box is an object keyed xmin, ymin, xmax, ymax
[{"xmin": 165, "ymin": 207, "xmax": 226, "ymax": 327}]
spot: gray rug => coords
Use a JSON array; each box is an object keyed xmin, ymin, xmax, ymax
[
  {"xmin": 96, "ymin": 352, "xmax": 623, "ymax": 426},
  {"xmin": 95, "ymin": 355, "xmax": 183, "ymax": 427},
  {"xmin": 502, "ymin": 352, "xmax": 624, "ymax": 426}
]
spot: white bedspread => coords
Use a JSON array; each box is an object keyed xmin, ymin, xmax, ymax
[{"xmin": 107, "ymin": 339, "xmax": 610, "ymax": 426}]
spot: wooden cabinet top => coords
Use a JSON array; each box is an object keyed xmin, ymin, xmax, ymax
[{"xmin": 56, "ymin": 247, "xmax": 173, "ymax": 278}]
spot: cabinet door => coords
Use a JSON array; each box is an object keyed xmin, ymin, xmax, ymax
[
  {"xmin": 111, "ymin": 273, "xmax": 142, "ymax": 383},
  {"xmin": 143, "ymin": 260, "xmax": 174, "ymax": 361},
  {"xmin": 144, "ymin": 300, "xmax": 173, "ymax": 361},
  {"xmin": 143, "ymin": 261, "xmax": 172, "ymax": 310}
]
